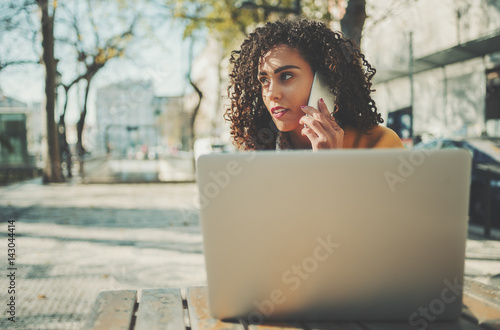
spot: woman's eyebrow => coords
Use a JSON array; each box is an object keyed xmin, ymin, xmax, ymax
[
  {"xmin": 258, "ymin": 65, "xmax": 301, "ymax": 76},
  {"xmin": 274, "ymin": 65, "xmax": 300, "ymax": 73}
]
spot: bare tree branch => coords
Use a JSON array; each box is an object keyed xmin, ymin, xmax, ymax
[
  {"xmin": 87, "ymin": 0, "xmax": 100, "ymax": 48},
  {"xmin": 0, "ymin": 60, "xmax": 40, "ymax": 71}
]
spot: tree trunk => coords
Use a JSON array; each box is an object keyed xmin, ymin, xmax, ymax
[
  {"xmin": 57, "ymin": 84, "xmax": 73, "ymax": 178},
  {"xmin": 58, "ymin": 116, "xmax": 72, "ymax": 179},
  {"xmin": 38, "ymin": 0, "xmax": 63, "ymax": 183},
  {"xmin": 189, "ymin": 79, "xmax": 203, "ymax": 172},
  {"xmin": 186, "ymin": 36, "xmax": 203, "ymax": 173},
  {"xmin": 340, "ymin": 0, "xmax": 367, "ymax": 49},
  {"xmin": 76, "ymin": 77, "xmax": 92, "ymax": 178}
]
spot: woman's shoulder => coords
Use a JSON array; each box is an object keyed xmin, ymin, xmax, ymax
[
  {"xmin": 368, "ymin": 125, "xmax": 405, "ymax": 148},
  {"xmin": 343, "ymin": 125, "xmax": 405, "ymax": 149}
]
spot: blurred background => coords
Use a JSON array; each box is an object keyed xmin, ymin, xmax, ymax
[{"xmin": 1, "ymin": 0, "xmax": 500, "ymax": 182}]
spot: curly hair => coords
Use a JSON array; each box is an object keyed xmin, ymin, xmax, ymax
[{"xmin": 224, "ymin": 18, "xmax": 384, "ymax": 150}]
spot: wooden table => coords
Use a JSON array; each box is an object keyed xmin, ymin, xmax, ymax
[{"xmin": 83, "ymin": 279, "xmax": 500, "ymax": 330}]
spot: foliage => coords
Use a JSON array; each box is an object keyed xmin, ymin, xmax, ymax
[{"xmin": 168, "ymin": 0, "xmax": 334, "ymax": 53}]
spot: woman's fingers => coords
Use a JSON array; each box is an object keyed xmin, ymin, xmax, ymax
[
  {"xmin": 300, "ymin": 103, "xmax": 335, "ymax": 134},
  {"xmin": 299, "ymin": 104, "xmax": 318, "ymax": 117},
  {"xmin": 299, "ymin": 114, "xmax": 326, "ymax": 132},
  {"xmin": 318, "ymin": 99, "xmax": 343, "ymax": 132},
  {"xmin": 301, "ymin": 126, "xmax": 318, "ymax": 141},
  {"xmin": 300, "ymin": 102, "xmax": 344, "ymax": 150},
  {"xmin": 317, "ymin": 98, "xmax": 331, "ymax": 118}
]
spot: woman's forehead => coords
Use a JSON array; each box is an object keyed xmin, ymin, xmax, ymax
[
  {"xmin": 258, "ymin": 45, "xmax": 305, "ymax": 70},
  {"xmin": 261, "ymin": 44, "xmax": 296, "ymax": 59}
]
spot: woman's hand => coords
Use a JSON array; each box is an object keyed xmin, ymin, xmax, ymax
[{"xmin": 299, "ymin": 99, "xmax": 344, "ymax": 150}]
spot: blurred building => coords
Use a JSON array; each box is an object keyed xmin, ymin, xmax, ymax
[
  {"xmin": 95, "ymin": 80, "xmax": 157, "ymax": 158},
  {"xmin": 95, "ymin": 80, "xmax": 199, "ymax": 158},
  {"xmin": 152, "ymin": 95, "xmax": 191, "ymax": 152},
  {"xmin": 0, "ymin": 90, "xmax": 42, "ymax": 166},
  {"xmin": 363, "ymin": 0, "xmax": 500, "ymax": 146}
]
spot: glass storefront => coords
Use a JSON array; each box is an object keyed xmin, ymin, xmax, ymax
[{"xmin": 0, "ymin": 113, "xmax": 29, "ymax": 166}]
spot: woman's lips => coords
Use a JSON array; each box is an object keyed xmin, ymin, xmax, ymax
[{"xmin": 272, "ymin": 107, "xmax": 288, "ymax": 119}]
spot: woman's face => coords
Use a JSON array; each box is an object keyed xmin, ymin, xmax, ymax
[{"xmin": 258, "ymin": 45, "xmax": 314, "ymax": 133}]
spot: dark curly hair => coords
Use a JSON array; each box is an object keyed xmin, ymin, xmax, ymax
[{"xmin": 224, "ymin": 18, "xmax": 384, "ymax": 150}]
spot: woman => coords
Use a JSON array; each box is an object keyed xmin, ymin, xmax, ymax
[{"xmin": 225, "ymin": 18, "xmax": 404, "ymax": 151}]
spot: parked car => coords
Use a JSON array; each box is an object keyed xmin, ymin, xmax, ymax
[{"xmin": 414, "ymin": 137, "xmax": 500, "ymax": 228}]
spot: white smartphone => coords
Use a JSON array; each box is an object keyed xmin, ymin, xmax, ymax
[{"xmin": 307, "ymin": 72, "xmax": 335, "ymax": 112}]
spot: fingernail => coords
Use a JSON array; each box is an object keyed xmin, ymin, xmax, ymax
[
  {"xmin": 301, "ymin": 105, "xmax": 306, "ymax": 108},
  {"xmin": 320, "ymin": 98, "xmax": 324, "ymax": 103}
]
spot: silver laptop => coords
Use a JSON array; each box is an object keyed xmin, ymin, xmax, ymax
[{"xmin": 196, "ymin": 149, "xmax": 471, "ymax": 323}]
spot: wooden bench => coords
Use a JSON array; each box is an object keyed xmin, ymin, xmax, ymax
[{"xmin": 83, "ymin": 279, "xmax": 500, "ymax": 330}]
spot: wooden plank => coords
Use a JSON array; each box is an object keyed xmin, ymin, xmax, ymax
[
  {"xmin": 427, "ymin": 318, "xmax": 489, "ymax": 330},
  {"xmin": 359, "ymin": 321, "xmax": 424, "ymax": 330},
  {"xmin": 186, "ymin": 286, "xmax": 245, "ymax": 330},
  {"xmin": 185, "ymin": 282, "xmax": 500, "ymax": 330},
  {"xmin": 358, "ymin": 317, "xmax": 484, "ymax": 330},
  {"xmin": 185, "ymin": 287, "xmax": 358, "ymax": 329},
  {"xmin": 463, "ymin": 279, "xmax": 500, "ymax": 324},
  {"xmin": 248, "ymin": 322, "xmax": 304, "ymax": 330},
  {"xmin": 478, "ymin": 319, "xmax": 500, "ymax": 329},
  {"xmin": 135, "ymin": 288, "xmax": 186, "ymax": 330},
  {"xmin": 82, "ymin": 290, "xmax": 137, "ymax": 330},
  {"xmin": 303, "ymin": 321, "xmax": 365, "ymax": 329}
]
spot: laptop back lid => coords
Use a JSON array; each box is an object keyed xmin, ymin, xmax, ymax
[{"xmin": 197, "ymin": 149, "xmax": 471, "ymax": 322}]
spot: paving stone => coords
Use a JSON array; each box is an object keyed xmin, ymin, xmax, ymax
[{"xmin": 0, "ymin": 179, "xmax": 205, "ymax": 329}]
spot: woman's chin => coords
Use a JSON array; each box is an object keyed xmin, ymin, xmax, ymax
[
  {"xmin": 273, "ymin": 120, "xmax": 300, "ymax": 133},
  {"xmin": 276, "ymin": 124, "xmax": 300, "ymax": 133}
]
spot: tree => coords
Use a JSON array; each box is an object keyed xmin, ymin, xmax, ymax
[
  {"xmin": 37, "ymin": 0, "xmax": 64, "ymax": 183},
  {"xmin": 186, "ymin": 35, "xmax": 203, "ymax": 170},
  {"xmin": 1, "ymin": 0, "xmax": 140, "ymax": 181},
  {"xmin": 55, "ymin": 0, "xmax": 139, "ymax": 176},
  {"xmin": 0, "ymin": 0, "xmax": 63, "ymax": 182},
  {"xmin": 57, "ymin": 74, "xmax": 85, "ymax": 179},
  {"xmin": 339, "ymin": 0, "xmax": 366, "ymax": 48},
  {"xmin": 74, "ymin": 23, "xmax": 136, "ymax": 160}
]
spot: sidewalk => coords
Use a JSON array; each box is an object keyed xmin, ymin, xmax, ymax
[
  {"xmin": 1, "ymin": 179, "xmax": 206, "ymax": 329},
  {"xmin": 0, "ymin": 178, "xmax": 499, "ymax": 329}
]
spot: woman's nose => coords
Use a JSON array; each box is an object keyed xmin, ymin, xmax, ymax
[{"xmin": 267, "ymin": 80, "xmax": 282, "ymax": 100}]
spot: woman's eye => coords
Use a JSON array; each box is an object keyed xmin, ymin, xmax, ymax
[
  {"xmin": 259, "ymin": 77, "xmax": 269, "ymax": 85},
  {"xmin": 281, "ymin": 72, "xmax": 293, "ymax": 81}
]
